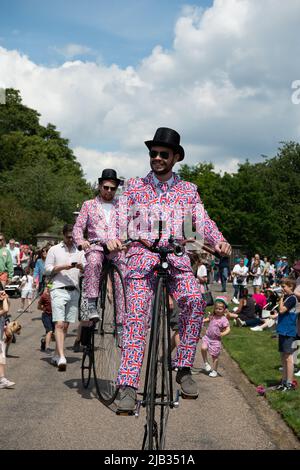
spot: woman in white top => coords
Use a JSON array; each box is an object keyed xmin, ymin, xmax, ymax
[
  {"xmin": 269, "ymin": 263, "xmax": 276, "ymax": 285},
  {"xmin": 232, "ymin": 258, "xmax": 248, "ymax": 302},
  {"xmin": 19, "ymin": 267, "xmax": 34, "ymax": 312},
  {"xmin": 250, "ymin": 259, "xmax": 262, "ymax": 290}
]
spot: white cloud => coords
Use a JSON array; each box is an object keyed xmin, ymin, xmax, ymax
[
  {"xmin": 53, "ymin": 43, "xmax": 95, "ymax": 59},
  {"xmin": 214, "ymin": 158, "xmax": 240, "ymax": 175},
  {"xmin": 74, "ymin": 146, "xmax": 148, "ymax": 182},
  {"xmin": 1, "ymin": 0, "xmax": 300, "ymax": 182}
]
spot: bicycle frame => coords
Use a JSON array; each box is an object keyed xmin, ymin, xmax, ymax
[
  {"xmin": 129, "ymin": 238, "xmax": 181, "ymax": 450},
  {"xmin": 142, "ymin": 254, "xmax": 175, "ymax": 408}
]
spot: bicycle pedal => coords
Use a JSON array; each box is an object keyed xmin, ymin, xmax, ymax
[{"xmin": 116, "ymin": 410, "xmax": 134, "ymax": 416}]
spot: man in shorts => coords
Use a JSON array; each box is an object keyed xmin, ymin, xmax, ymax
[{"xmin": 45, "ymin": 224, "xmax": 84, "ymax": 371}]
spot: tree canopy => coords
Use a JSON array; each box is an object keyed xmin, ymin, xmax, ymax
[
  {"xmin": 1, "ymin": 89, "xmax": 299, "ymax": 260},
  {"xmin": 0, "ymin": 88, "xmax": 93, "ymax": 242},
  {"xmin": 179, "ymin": 143, "xmax": 300, "ymax": 261}
]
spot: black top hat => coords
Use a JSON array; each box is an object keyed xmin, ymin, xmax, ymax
[
  {"xmin": 145, "ymin": 127, "xmax": 185, "ymax": 161},
  {"xmin": 98, "ymin": 169, "xmax": 121, "ymax": 186}
]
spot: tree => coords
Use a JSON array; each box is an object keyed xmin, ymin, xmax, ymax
[
  {"xmin": 0, "ymin": 88, "xmax": 93, "ymax": 242},
  {"xmin": 179, "ymin": 144, "xmax": 300, "ymax": 261}
]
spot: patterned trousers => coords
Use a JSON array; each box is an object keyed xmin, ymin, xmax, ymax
[
  {"xmin": 83, "ymin": 249, "xmax": 125, "ymax": 299},
  {"xmin": 117, "ymin": 271, "xmax": 205, "ymax": 389}
]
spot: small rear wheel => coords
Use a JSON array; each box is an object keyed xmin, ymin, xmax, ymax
[{"xmin": 81, "ymin": 347, "xmax": 93, "ymax": 389}]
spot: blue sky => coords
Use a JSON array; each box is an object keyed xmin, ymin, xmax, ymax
[
  {"xmin": 0, "ymin": 0, "xmax": 300, "ymax": 182},
  {"xmin": 0, "ymin": 0, "xmax": 212, "ymax": 67}
]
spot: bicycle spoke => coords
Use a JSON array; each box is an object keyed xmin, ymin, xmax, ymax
[
  {"xmin": 143, "ymin": 278, "xmax": 171, "ymax": 450},
  {"xmin": 93, "ymin": 265, "xmax": 125, "ymax": 405}
]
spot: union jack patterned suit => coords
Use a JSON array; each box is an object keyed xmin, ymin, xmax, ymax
[
  {"xmin": 72, "ymin": 196, "xmax": 126, "ymax": 300},
  {"xmin": 117, "ymin": 171, "xmax": 226, "ymax": 389}
]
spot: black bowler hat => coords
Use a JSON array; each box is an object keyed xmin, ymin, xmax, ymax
[
  {"xmin": 145, "ymin": 127, "xmax": 185, "ymax": 161},
  {"xmin": 98, "ymin": 169, "xmax": 121, "ymax": 186}
]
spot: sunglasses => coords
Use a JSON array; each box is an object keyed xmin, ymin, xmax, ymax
[
  {"xmin": 0, "ymin": 238, "xmax": 4, "ymax": 241},
  {"xmin": 103, "ymin": 185, "xmax": 117, "ymax": 192},
  {"xmin": 149, "ymin": 150, "xmax": 170, "ymax": 160}
]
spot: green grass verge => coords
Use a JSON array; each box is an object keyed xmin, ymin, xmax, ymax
[{"xmin": 221, "ymin": 319, "xmax": 300, "ymax": 438}]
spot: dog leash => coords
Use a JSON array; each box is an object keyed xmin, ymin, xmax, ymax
[{"xmin": 11, "ymin": 289, "xmax": 41, "ymax": 321}]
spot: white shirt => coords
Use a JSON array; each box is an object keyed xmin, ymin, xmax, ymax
[
  {"xmin": 252, "ymin": 266, "xmax": 262, "ymax": 286},
  {"xmin": 153, "ymin": 174, "xmax": 174, "ymax": 194},
  {"xmin": 197, "ymin": 265, "xmax": 207, "ymax": 279},
  {"xmin": 269, "ymin": 264, "xmax": 275, "ymax": 276},
  {"xmin": 232, "ymin": 264, "xmax": 248, "ymax": 286},
  {"xmin": 21, "ymin": 274, "xmax": 34, "ymax": 291},
  {"xmin": 45, "ymin": 242, "xmax": 85, "ymax": 290},
  {"xmin": 102, "ymin": 202, "xmax": 113, "ymax": 224},
  {"xmin": 7, "ymin": 245, "xmax": 20, "ymax": 267}
]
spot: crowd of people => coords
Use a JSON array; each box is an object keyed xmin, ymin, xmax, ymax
[
  {"xmin": 0, "ymin": 127, "xmax": 299, "ymax": 404},
  {"xmin": 189, "ymin": 250, "xmax": 300, "ymax": 389},
  {"xmin": 199, "ymin": 252, "xmax": 295, "ymax": 302}
]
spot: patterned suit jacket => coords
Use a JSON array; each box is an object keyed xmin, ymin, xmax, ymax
[
  {"xmin": 73, "ymin": 196, "xmax": 125, "ymax": 250},
  {"xmin": 123, "ymin": 171, "xmax": 226, "ymax": 277}
]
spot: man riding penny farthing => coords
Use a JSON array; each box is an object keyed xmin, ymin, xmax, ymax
[{"xmin": 105, "ymin": 127, "xmax": 231, "ymax": 415}]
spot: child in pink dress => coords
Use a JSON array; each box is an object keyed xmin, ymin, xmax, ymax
[{"xmin": 201, "ymin": 296, "xmax": 231, "ymax": 377}]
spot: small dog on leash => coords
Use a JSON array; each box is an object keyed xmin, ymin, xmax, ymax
[{"xmin": 4, "ymin": 321, "xmax": 22, "ymax": 343}]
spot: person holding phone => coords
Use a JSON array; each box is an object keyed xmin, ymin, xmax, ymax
[{"xmin": 45, "ymin": 224, "xmax": 85, "ymax": 371}]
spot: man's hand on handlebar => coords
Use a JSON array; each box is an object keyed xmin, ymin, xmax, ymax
[
  {"xmin": 214, "ymin": 241, "xmax": 232, "ymax": 256},
  {"xmin": 81, "ymin": 240, "xmax": 91, "ymax": 251},
  {"xmin": 106, "ymin": 239, "xmax": 123, "ymax": 252}
]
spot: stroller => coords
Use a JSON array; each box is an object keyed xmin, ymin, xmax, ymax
[{"xmin": 4, "ymin": 274, "xmax": 23, "ymax": 298}]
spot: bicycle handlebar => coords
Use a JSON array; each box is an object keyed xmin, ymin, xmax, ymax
[
  {"xmin": 78, "ymin": 239, "xmax": 222, "ymax": 259},
  {"xmin": 201, "ymin": 244, "xmax": 221, "ymax": 259},
  {"xmin": 123, "ymin": 238, "xmax": 195, "ymax": 257},
  {"xmin": 78, "ymin": 238, "xmax": 185, "ymax": 256},
  {"xmin": 77, "ymin": 240, "xmax": 110, "ymax": 254}
]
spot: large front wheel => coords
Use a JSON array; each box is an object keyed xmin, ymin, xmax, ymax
[
  {"xmin": 143, "ymin": 277, "xmax": 171, "ymax": 450},
  {"xmin": 93, "ymin": 264, "xmax": 125, "ymax": 405}
]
